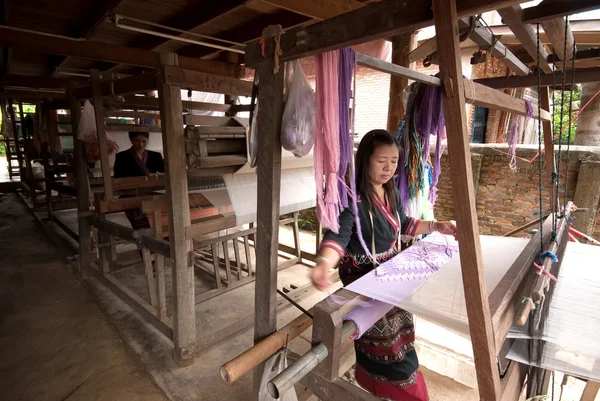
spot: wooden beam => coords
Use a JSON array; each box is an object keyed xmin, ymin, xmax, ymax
[
  {"xmin": 475, "ymin": 67, "xmax": 600, "ymax": 88},
  {"xmin": 408, "ymin": 37, "xmax": 437, "ymax": 63},
  {"xmin": 112, "ymin": 175, "xmax": 165, "ymax": 191},
  {"xmin": 163, "ymin": 66, "xmax": 253, "ymax": 96},
  {"xmin": 67, "ymin": 84, "xmax": 92, "ymax": 278},
  {"xmin": 252, "ymin": 34, "xmax": 285, "ymax": 395},
  {"xmin": 185, "ymin": 216, "xmax": 237, "ymax": 240},
  {"xmin": 105, "ymin": 124, "xmax": 162, "ymax": 132},
  {"xmin": 1, "ymin": 89, "xmax": 65, "ymax": 100},
  {"xmin": 465, "ymin": 23, "xmax": 531, "ymax": 76},
  {"xmin": 580, "ymin": 380, "xmax": 600, "ymax": 401},
  {"xmin": 74, "ymin": 73, "xmax": 157, "ymax": 100},
  {"xmin": 356, "ymin": 53, "xmax": 551, "ymax": 121},
  {"xmin": 105, "ymin": 110, "xmax": 159, "ymax": 119},
  {"xmin": 0, "ymin": 74, "xmax": 70, "ymax": 89},
  {"xmin": 98, "ymin": 195, "xmax": 163, "ymax": 214},
  {"xmin": 499, "ymin": 31, "xmax": 600, "ymax": 46},
  {"xmin": 521, "ymin": 0, "xmax": 600, "ymax": 24},
  {"xmin": 118, "ymin": 95, "xmax": 234, "ymax": 112},
  {"xmin": 0, "ymin": 26, "xmax": 243, "ymax": 78},
  {"xmin": 433, "ymin": 0, "xmax": 501, "ymax": 399},
  {"xmin": 541, "ymin": 87, "xmax": 556, "ymax": 213},
  {"xmin": 541, "ymin": 17, "xmax": 576, "ymax": 61},
  {"xmin": 245, "ymin": 0, "xmax": 527, "ymax": 68},
  {"xmin": 387, "ymin": 33, "xmax": 418, "ymax": 133},
  {"xmin": 91, "ymin": 70, "xmax": 113, "ymax": 200},
  {"xmin": 497, "ymin": 6, "xmax": 553, "ymax": 73},
  {"xmin": 157, "ymin": 52, "xmax": 196, "ymax": 366},
  {"xmin": 548, "ymin": 47, "xmax": 600, "ymax": 63},
  {"xmin": 258, "ymin": 0, "xmax": 364, "ymax": 20}
]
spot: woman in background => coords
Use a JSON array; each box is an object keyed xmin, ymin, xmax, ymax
[
  {"xmin": 113, "ymin": 131, "xmax": 164, "ymax": 230},
  {"xmin": 311, "ymin": 129, "xmax": 457, "ymax": 401}
]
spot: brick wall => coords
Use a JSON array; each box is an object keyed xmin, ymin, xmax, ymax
[{"xmin": 434, "ymin": 144, "xmax": 598, "ymax": 238}]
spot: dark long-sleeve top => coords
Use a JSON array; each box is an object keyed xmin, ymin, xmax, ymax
[
  {"xmin": 113, "ymin": 148, "xmax": 165, "ymax": 178},
  {"xmin": 321, "ymin": 189, "xmax": 420, "ymax": 285}
]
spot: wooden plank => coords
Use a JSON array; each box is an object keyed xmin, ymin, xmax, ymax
[
  {"xmin": 194, "ymin": 227, "xmax": 256, "ymax": 248},
  {"xmin": 157, "ymin": 52, "xmax": 196, "ymax": 366},
  {"xmin": 98, "ymin": 195, "xmax": 163, "ymax": 214},
  {"xmin": 0, "ymin": 26, "xmax": 243, "ymax": 78},
  {"xmin": 408, "ymin": 37, "xmax": 437, "ymax": 63},
  {"xmin": 91, "ymin": 70, "xmax": 113, "ymax": 200},
  {"xmin": 211, "ymin": 244, "xmax": 222, "ymax": 289},
  {"xmin": 475, "ymin": 67, "xmax": 600, "ymax": 89},
  {"xmin": 152, "ymin": 208, "xmax": 168, "ymax": 321},
  {"xmin": 252, "ymin": 36, "xmax": 285, "ymax": 395},
  {"xmin": 521, "ymin": 0, "xmax": 600, "ymax": 24},
  {"xmin": 232, "ymin": 239, "xmax": 242, "ymax": 280},
  {"xmin": 432, "ymin": 0, "xmax": 501, "ymax": 399},
  {"xmin": 119, "ymin": 95, "xmax": 234, "ymax": 112},
  {"xmin": 541, "ymin": 17, "xmax": 576, "ymax": 61},
  {"xmin": 89, "ymin": 263, "xmax": 173, "ymax": 340},
  {"xmin": 74, "ymin": 73, "xmax": 157, "ymax": 100},
  {"xmin": 243, "ymin": 235, "xmax": 253, "ymax": 275},
  {"xmin": 0, "ymin": 74, "xmax": 70, "ymax": 89},
  {"xmin": 223, "ymin": 241, "xmax": 232, "ymax": 283},
  {"xmin": 142, "ymin": 248, "xmax": 159, "ymax": 307},
  {"xmin": 67, "ymin": 84, "xmax": 92, "ymax": 278},
  {"xmin": 580, "ymin": 380, "xmax": 600, "ymax": 401},
  {"xmin": 189, "ymin": 126, "xmax": 247, "ymax": 136},
  {"xmin": 357, "ymin": 52, "xmax": 551, "ymax": 121},
  {"xmin": 111, "ymin": 175, "xmax": 165, "ymax": 191},
  {"xmin": 184, "ymin": 115, "xmax": 234, "ymax": 126},
  {"xmin": 105, "ymin": 124, "xmax": 162, "ymax": 132},
  {"xmin": 497, "ymin": 6, "xmax": 553, "ymax": 73},
  {"xmin": 193, "ymin": 155, "xmax": 247, "ymax": 168},
  {"xmin": 185, "ymin": 215, "xmax": 237, "ymax": 239},
  {"xmin": 258, "ymin": 0, "xmax": 364, "ymax": 20},
  {"xmin": 244, "ymin": 0, "xmax": 527, "ymax": 67},
  {"xmin": 500, "ymin": 361, "xmax": 528, "ymax": 401},
  {"xmin": 163, "ymin": 66, "xmax": 253, "ymax": 96},
  {"xmin": 205, "ymin": 139, "xmax": 246, "ymax": 154},
  {"xmin": 105, "ymin": 110, "xmax": 159, "ymax": 119}
]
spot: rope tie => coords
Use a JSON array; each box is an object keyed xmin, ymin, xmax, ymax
[
  {"xmin": 539, "ymin": 251, "xmax": 558, "ymax": 263},
  {"xmin": 522, "ymin": 296, "xmax": 536, "ymax": 310},
  {"xmin": 259, "ymin": 25, "xmax": 284, "ymax": 73},
  {"xmin": 534, "ymin": 262, "xmax": 558, "ymax": 282}
]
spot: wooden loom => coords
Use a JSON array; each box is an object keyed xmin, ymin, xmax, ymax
[{"xmin": 236, "ymin": 0, "xmax": 590, "ymax": 400}]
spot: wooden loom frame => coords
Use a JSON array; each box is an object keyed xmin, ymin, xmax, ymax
[{"xmin": 241, "ymin": 0, "xmax": 581, "ymax": 400}]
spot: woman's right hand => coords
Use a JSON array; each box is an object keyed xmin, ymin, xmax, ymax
[{"xmin": 310, "ymin": 263, "xmax": 331, "ymax": 292}]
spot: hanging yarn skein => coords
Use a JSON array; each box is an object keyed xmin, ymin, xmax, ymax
[
  {"xmin": 314, "ymin": 50, "xmax": 342, "ymax": 233},
  {"xmin": 507, "ymin": 99, "xmax": 534, "ymax": 170},
  {"xmin": 338, "ymin": 48, "xmax": 356, "ymax": 209}
]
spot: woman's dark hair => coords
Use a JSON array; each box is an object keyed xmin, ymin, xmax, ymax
[
  {"xmin": 355, "ymin": 129, "xmax": 399, "ymax": 216},
  {"xmin": 129, "ymin": 131, "xmax": 149, "ymax": 140}
]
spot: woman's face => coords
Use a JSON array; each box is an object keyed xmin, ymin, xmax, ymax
[
  {"xmin": 131, "ymin": 135, "xmax": 148, "ymax": 152},
  {"xmin": 369, "ymin": 144, "xmax": 398, "ymax": 186}
]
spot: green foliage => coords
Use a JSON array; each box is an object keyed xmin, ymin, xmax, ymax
[{"xmin": 551, "ymin": 85, "xmax": 581, "ymax": 144}]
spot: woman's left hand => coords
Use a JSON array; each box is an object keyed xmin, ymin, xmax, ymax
[{"xmin": 433, "ymin": 221, "xmax": 458, "ymax": 239}]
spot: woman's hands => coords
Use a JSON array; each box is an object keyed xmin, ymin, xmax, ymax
[
  {"xmin": 310, "ymin": 263, "xmax": 331, "ymax": 291},
  {"xmin": 433, "ymin": 221, "xmax": 458, "ymax": 239}
]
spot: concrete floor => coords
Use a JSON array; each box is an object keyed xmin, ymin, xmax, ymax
[{"xmin": 0, "ymin": 193, "xmax": 169, "ymax": 401}]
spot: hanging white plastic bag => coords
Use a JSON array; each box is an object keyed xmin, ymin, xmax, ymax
[
  {"xmin": 281, "ymin": 61, "xmax": 316, "ymax": 158},
  {"xmin": 258, "ymin": 350, "xmax": 298, "ymax": 401},
  {"xmin": 77, "ymin": 100, "xmax": 119, "ymax": 163}
]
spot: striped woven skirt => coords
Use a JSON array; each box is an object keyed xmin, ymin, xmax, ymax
[{"xmin": 353, "ymin": 307, "xmax": 429, "ymax": 401}]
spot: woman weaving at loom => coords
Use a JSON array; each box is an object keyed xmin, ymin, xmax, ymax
[
  {"xmin": 113, "ymin": 131, "xmax": 164, "ymax": 230},
  {"xmin": 311, "ymin": 130, "xmax": 457, "ymax": 401}
]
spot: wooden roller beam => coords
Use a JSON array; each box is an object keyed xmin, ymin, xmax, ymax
[{"xmin": 163, "ymin": 66, "xmax": 253, "ymax": 96}]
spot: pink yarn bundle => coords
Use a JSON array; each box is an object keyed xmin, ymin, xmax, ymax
[{"xmin": 314, "ymin": 50, "xmax": 341, "ymax": 233}]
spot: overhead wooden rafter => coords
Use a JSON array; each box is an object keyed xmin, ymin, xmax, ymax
[
  {"xmin": 51, "ymin": 0, "xmax": 126, "ymax": 75},
  {"xmin": 106, "ymin": 0, "xmax": 247, "ymax": 73},
  {"xmin": 521, "ymin": 0, "xmax": 600, "ymax": 24},
  {"xmin": 244, "ymin": 0, "xmax": 531, "ymax": 68},
  {"xmin": 475, "ymin": 66, "xmax": 600, "ymax": 88},
  {"xmin": 257, "ymin": 0, "xmax": 365, "ymax": 20},
  {"xmin": 179, "ymin": 10, "xmax": 311, "ymax": 60},
  {"xmin": 497, "ymin": 5, "xmax": 553, "ymax": 73},
  {"xmin": 459, "ymin": 18, "xmax": 531, "ymax": 76},
  {"xmin": 0, "ymin": 74, "xmax": 71, "ymax": 89},
  {"xmin": 0, "ymin": 26, "xmax": 244, "ymax": 78},
  {"xmin": 541, "ymin": 17, "xmax": 576, "ymax": 61}
]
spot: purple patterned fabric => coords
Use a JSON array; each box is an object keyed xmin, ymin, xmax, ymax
[{"xmin": 343, "ymin": 232, "xmax": 459, "ymax": 338}]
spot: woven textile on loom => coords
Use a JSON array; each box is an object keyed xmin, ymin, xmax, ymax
[
  {"xmin": 343, "ymin": 234, "xmax": 533, "ymax": 338},
  {"xmin": 507, "ymin": 242, "xmax": 600, "ymax": 382}
]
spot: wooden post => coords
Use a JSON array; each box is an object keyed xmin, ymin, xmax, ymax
[
  {"xmin": 156, "ymin": 52, "xmax": 196, "ymax": 366},
  {"xmin": 67, "ymin": 83, "xmax": 92, "ymax": 278},
  {"xmin": 540, "ymin": 87, "xmax": 556, "ymax": 213},
  {"xmin": 432, "ymin": 1, "xmax": 501, "ymax": 400},
  {"xmin": 580, "ymin": 380, "xmax": 600, "ymax": 401},
  {"xmin": 252, "ymin": 29, "xmax": 285, "ymax": 396},
  {"xmin": 91, "ymin": 69, "xmax": 114, "ymax": 275},
  {"xmin": 387, "ymin": 32, "xmax": 418, "ymax": 133},
  {"xmin": 46, "ymin": 107, "xmax": 58, "ymax": 218}
]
